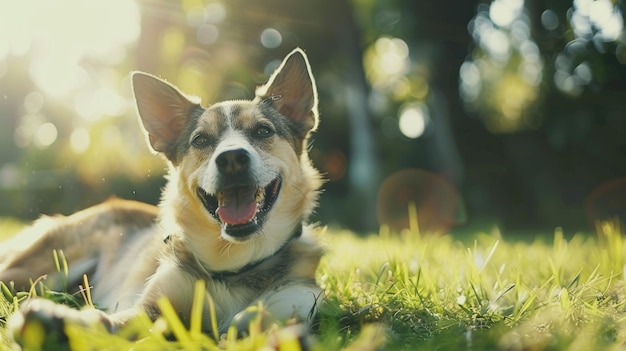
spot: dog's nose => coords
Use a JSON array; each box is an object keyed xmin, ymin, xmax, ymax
[{"xmin": 215, "ymin": 149, "xmax": 250, "ymax": 175}]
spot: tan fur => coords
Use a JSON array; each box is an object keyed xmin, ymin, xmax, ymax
[
  {"xmin": 2, "ymin": 48, "xmax": 324, "ymax": 343},
  {"xmin": 0, "ymin": 199, "xmax": 159, "ymax": 293}
]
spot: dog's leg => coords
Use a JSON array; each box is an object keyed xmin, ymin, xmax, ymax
[
  {"xmin": 0, "ymin": 216, "xmax": 96, "ymax": 291},
  {"xmin": 0, "ymin": 199, "xmax": 157, "ymax": 294},
  {"xmin": 261, "ymin": 283, "xmax": 322, "ymax": 322},
  {"xmin": 8, "ymin": 288, "xmax": 157, "ymax": 349},
  {"xmin": 231, "ymin": 281, "xmax": 322, "ymax": 335}
]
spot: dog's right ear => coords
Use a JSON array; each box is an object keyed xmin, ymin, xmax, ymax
[
  {"xmin": 131, "ymin": 72, "xmax": 199, "ymax": 159},
  {"xmin": 255, "ymin": 48, "xmax": 318, "ymax": 137}
]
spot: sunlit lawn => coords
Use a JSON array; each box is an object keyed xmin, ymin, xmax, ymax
[{"xmin": 2, "ymin": 217, "xmax": 626, "ymax": 350}]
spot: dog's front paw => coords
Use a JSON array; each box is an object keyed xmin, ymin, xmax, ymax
[
  {"xmin": 8, "ymin": 299, "xmax": 111, "ymax": 350},
  {"xmin": 229, "ymin": 309, "xmax": 313, "ymax": 350},
  {"xmin": 230, "ymin": 305, "xmax": 273, "ymax": 338}
]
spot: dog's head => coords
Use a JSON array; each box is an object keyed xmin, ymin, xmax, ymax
[{"xmin": 131, "ymin": 49, "xmax": 321, "ymax": 247}]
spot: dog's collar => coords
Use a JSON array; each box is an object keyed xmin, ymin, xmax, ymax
[
  {"xmin": 210, "ymin": 225, "xmax": 302, "ymax": 281},
  {"xmin": 165, "ymin": 225, "xmax": 303, "ymax": 281}
]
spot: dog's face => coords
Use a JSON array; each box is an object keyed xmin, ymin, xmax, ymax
[{"xmin": 131, "ymin": 49, "xmax": 320, "ymax": 246}]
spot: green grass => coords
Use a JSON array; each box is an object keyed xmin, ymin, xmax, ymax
[{"xmin": 2, "ymin": 219, "xmax": 626, "ymax": 350}]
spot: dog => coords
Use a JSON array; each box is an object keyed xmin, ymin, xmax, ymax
[{"xmin": 0, "ymin": 48, "xmax": 324, "ymax": 346}]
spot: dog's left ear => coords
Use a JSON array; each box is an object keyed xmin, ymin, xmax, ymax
[
  {"xmin": 256, "ymin": 48, "xmax": 318, "ymax": 135},
  {"xmin": 132, "ymin": 72, "xmax": 199, "ymax": 160}
]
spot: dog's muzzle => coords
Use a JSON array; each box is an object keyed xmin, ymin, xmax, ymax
[
  {"xmin": 197, "ymin": 149, "xmax": 282, "ymax": 239},
  {"xmin": 197, "ymin": 177, "xmax": 282, "ymax": 238},
  {"xmin": 196, "ymin": 148, "xmax": 282, "ymax": 239}
]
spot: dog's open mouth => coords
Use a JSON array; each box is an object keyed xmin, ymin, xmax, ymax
[{"xmin": 197, "ymin": 177, "xmax": 282, "ymax": 238}]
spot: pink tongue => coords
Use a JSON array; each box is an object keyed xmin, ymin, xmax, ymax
[{"xmin": 216, "ymin": 187, "xmax": 258, "ymax": 225}]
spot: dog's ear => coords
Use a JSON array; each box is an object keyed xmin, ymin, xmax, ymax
[
  {"xmin": 131, "ymin": 72, "xmax": 199, "ymax": 157},
  {"xmin": 256, "ymin": 48, "xmax": 318, "ymax": 135}
]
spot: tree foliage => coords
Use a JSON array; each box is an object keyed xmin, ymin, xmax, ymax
[{"xmin": 0, "ymin": 0, "xmax": 624, "ymax": 232}]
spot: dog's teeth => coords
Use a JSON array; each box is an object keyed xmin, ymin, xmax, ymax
[
  {"xmin": 217, "ymin": 192, "xmax": 224, "ymax": 206},
  {"xmin": 255, "ymin": 188, "xmax": 264, "ymax": 203}
]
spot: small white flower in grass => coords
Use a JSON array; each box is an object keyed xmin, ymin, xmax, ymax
[{"xmin": 457, "ymin": 295, "xmax": 467, "ymax": 305}]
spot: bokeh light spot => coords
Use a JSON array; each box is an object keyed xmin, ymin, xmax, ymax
[
  {"xmin": 483, "ymin": 29, "xmax": 511, "ymax": 62},
  {"xmin": 572, "ymin": 0, "xmax": 624, "ymax": 42},
  {"xmin": 161, "ymin": 28, "xmax": 186, "ymax": 64},
  {"xmin": 399, "ymin": 103, "xmax": 429, "ymax": 139},
  {"xmin": 586, "ymin": 178, "xmax": 626, "ymax": 225},
  {"xmin": 376, "ymin": 37, "xmax": 409, "ymax": 76},
  {"xmin": 13, "ymin": 125, "xmax": 32, "ymax": 148},
  {"xmin": 462, "ymin": 0, "xmax": 545, "ymax": 132},
  {"xmin": 24, "ymin": 91, "xmax": 44, "ymax": 114},
  {"xmin": 323, "ymin": 150, "xmax": 347, "ymax": 181},
  {"xmin": 260, "ymin": 28, "xmax": 282, "ymax": 49},
  {"xmin": 205, "ymin": 2, "xmax": 226, "ymax": 23},
  {"xmin": 197, "ymin": 24, "xmax": 219, "ymax": 45},
  {"xmin": 489, "ymin": 0, "xmax": 523, "ymax": 28},
  {"xmin": 574, "ymin": 62, "xmax": 592, "ymax": 84},
  {"xmin": 71, "ymin": 128, "xmax": 91, "ymax": 154},
  {"xmin": 541, "ymin": 10, "xmax": 559, "ymax": 30},
  {"xmin": 377, "ymin": 169, "xmax": 461, "ymax": 234},
  {"xmin": 364, "ymin": 35, "xmax": 415, "ymax": 99},
  {"xmin": 459, "ymin": 61, "xmax": 481, "ymax": 102},
  {"xmin": 35, "ymin": 122, "xmax": 58, "ymax": 149}
]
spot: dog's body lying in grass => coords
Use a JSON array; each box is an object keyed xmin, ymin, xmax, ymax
[{"xmin": 0, "ymin": 48, "xmax": 324, "ymax": 344}]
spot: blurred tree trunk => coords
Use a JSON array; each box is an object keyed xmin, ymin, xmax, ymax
[{"xmin": 337, "ymin": 1, "xmax": 380, "ymax": 231}]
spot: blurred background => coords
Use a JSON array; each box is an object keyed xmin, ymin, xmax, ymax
[{"xmin": 0, "ymin": 0, "xmax": 625, "ymax": 235}]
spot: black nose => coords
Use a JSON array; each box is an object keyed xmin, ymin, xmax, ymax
[{"xmin": 215, "ymin": 149, "xmax": 250, "ymax": 175}]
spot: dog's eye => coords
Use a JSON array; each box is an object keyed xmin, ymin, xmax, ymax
[
  {"xmin": 254, "ymin": 125, "xmax": 275, "ymax": 139},
  {"xmin": 191, "ymin": 134, "xmax": 211, "ymax": 148}
]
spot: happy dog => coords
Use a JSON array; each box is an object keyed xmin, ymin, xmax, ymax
[{"xmin": 0, "ymin": 48, "xmax": 323, "ymax": 344}]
